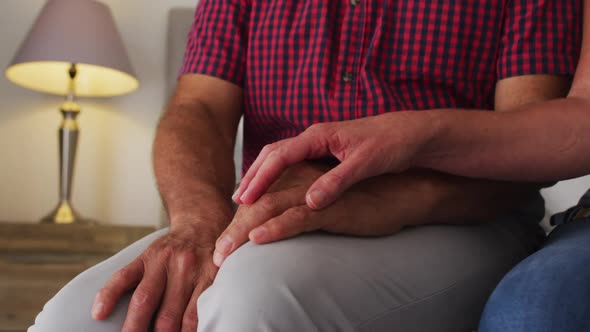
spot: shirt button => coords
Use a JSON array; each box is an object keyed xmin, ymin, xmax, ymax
[
  {"xmin": 351, "ymin": 0, "xmax": 359, "ymax": 6},
  {"xmin": 342, "ymin": 72, "xmax": 353, "ymax": 83}
]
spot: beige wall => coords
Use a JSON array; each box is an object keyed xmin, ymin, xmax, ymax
[{"xmin": 0, "ymin": 0, "xmax": 198, "ymax": 227}]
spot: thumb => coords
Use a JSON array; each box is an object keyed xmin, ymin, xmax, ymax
[{"xmin": 305, "ymin": 156, "xmax": 373, "ymax": 210}]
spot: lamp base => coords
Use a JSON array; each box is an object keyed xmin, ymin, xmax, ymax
[{"xmin": 40, "ymin": 200, "xmax": 93, "ymax": 224}]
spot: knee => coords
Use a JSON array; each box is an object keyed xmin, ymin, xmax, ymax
[
  {"xmin": 479, "ymin": 247, "xmax": 590, "ymax": 332},
  {"xmin": 28, "ymin": 268, "xmax": 129, "ymax": 332},
  {"xmin": 29, "ymin": 229, "xmax": 167, "ymax": 332},
  {"xmin": 197, "ymin": 241, "xmax": 326, "ymax": 332},
  {"xmin": 478, "ymin": 265, "xmax": 534, "ymax": 332}
]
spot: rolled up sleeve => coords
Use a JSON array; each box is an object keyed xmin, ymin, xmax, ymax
[
  {"xmin": 497, "ymin": 0, "xmax": 582, "ymax": 79},
  {"xmin": 179, "ymin": 0, "xmax": 250, "ymax": 86}
]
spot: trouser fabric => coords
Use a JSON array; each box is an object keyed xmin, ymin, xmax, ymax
[{"xmin": 29, "ymin": 210, "xmax": 544, "ymax": 332}]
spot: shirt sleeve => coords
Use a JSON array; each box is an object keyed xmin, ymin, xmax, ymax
[
  {"xmin": 179, "ymin": 0, "xmax": 249, "ymax": 86},
  {"xmin": 497, "ymin": 0, "xmax": 582, "ymax": 79}
]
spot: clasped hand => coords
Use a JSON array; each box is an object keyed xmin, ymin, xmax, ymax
[
  {"xmin": 213, "ymin": 161, "xmax": 404, "ymax": 267},
  {"xmin": 233, "ymin": 111, "xmax": 433, "ymax": 210},
  {"xmin": 214, "ymin": 111, "xmax": 435, "ymax": 266}
]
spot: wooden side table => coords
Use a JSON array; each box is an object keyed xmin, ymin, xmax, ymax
[{"xmin": 0, "ymin": 222, "xmax": 156, "ymax": 332}]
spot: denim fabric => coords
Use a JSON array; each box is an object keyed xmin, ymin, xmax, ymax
[{"xmin": 479, "ymin": 218, "xmax": 590, "ymax": 332}]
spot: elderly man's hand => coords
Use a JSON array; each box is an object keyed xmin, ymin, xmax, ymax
[
  {"xmin": 245, "ymin": 173, "xmax": 413, "ymax": 244},
  {"xmin": 213, "ymin": 163, "xmax": 422, "ymax": 266},
  {"xmin": 212, "ymin": 161, "xmax": 328, "ymax": 266},
  {"xmin": 92, "ymin": 223, "xmax": 222, "ymax": 332}
]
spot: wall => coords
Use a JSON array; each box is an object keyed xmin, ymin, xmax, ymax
[
  {"xmin": 0, "ymin": 0, "xmax": 198, "ymax": 227},
  {"xmin": 1, "ymin": 0, "xmax": 590, "ymax": 227},
  {"xmin": 543, "ymin": 176, "xmax": 590, "ymax": 218}
]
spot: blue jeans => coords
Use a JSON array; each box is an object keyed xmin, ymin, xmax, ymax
[{"xmin": 479, "ymin": 219, "xmax": 590, "ymax": 332}]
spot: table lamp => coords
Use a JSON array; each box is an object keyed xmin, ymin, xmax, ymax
[{"xmin": 4, "ymin": 0, "xmax": 139, "ymax": 224}]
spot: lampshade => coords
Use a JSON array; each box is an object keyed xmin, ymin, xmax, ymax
[{"xmin": 5, "ymin": 0, "xmax": 138, "ymax": 97}]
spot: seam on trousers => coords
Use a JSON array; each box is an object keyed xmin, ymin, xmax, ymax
[{"xmin": 354, "ymin": 282, "xmax": 459, "ymax": 331}]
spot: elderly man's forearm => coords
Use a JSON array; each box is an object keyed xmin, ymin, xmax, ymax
[
  {"xmin": 387, "ymin": 171, "xmax": 542, "ymax": 226},
  {"xmin": 154, "ymin": 101, "xmax": 236, "ymax": 231}
]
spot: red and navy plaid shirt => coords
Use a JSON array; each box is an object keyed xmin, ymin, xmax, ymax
[{"xmin": 181, "ymin": 0, "xmax": 581, "ymax": 172}]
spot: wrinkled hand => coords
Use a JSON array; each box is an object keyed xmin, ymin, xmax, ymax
[
  {"xmin": 92, "ymin": 223, "xmax": 220, "ymax": 332},
  {"xmin": 233, "ymin": 111, "xmax": 434, "ymax": 210},
  {"xmin": 215, "ymin": 165, "xmax": 418, "ymax": 266},
  {"xmin": 246, "ymin": 174, "xmax": 408, "ymax": 243},
  {"xmin": 213, "ymin": 162, "xmax": 329, "ymax": 266}
]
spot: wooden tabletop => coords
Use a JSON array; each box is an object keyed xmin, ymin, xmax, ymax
[
  {"xmin": 0, "ymin": 222, "xmax": 157, "ymax": 255},
  {"xmin": 0, "ymin": 222, "xmax": 157, "ymax": 332}
]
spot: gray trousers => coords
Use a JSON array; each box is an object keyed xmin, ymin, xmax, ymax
[{"xmin": 28, "ymin": 209, "xmax": 544, "ymax": 332}]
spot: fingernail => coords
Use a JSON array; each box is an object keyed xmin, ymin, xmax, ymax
[
  {"xmin": 213, "ymin": 252, "xmax": 225, "ymax": 267},
  {"xmin": 232, "ymin": 188, "xmax": 241, "ymax": 202},
  {"xmin": 91, "ymin": 302, "xmax": 104, "ymax": 319},
  {"xmin": 217, "ymin": 236, "xmax": 233, "ymax": 254},
  {"xmin": 250, "ymin": 227, "xmax": 267, "ymax": 241},
  {"xmin": 239, "ymin": 188, "xmax": 251, "ymax": 203},
  {"xmin": 307, "ymin": 190, "xmax": 327, "ymax": 209}
]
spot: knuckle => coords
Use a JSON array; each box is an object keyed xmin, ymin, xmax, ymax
[
  {"xmin": 130, "ymin": 289, "xmax": 153, "ymax": 308},
  {"xmin": 227, "ymin": 220, "xmax": 248, "ymax": 238},
  {"xmin": 326, "ymin": 130, "xmax": 346, "ymax": 154},
  {"xmin": 261, "ymin": 143, "xmax": 276, "ymax": 154},
  {"xmin": 257, "ymin": 194, "xmax": 279, "ymax": 213},
  {"xmin": 155, "ymin": 309, "xmax": 178, "ymax": 328},
  {"xmin": 270, "ymin": 207, "xmax": 312, "ymax": 234},
  {"xmin": 306, "ymin": 123, "xmax": 325, "ymax": 134},
  {"xmin": 157, "ymin": 246, "xmax": 174, "ymax": 261},
  {"xmin": 128, "ymin": 298, "xmax": 144, "ymax": 311},
  {"xmin": 297, "ymin": 210, "xmax": 318, "ymax": 231},
  {"xmin": 322, "ymin": 172, "xmax": 345, "ymax": 190},
  {"xmin": 112, "ymin": 266, "xmax": 133, "ymax": 283},
  {"xmin": 264, "ymin": 222, "xmax": 283, "ymax": 236},
  {"xmin": 273, "ymin": 145, "xmax": 287, "ymax": 157},
  {"xmin": 201, "ymin": 264, "xmax": 219, "ymax": 283},
  {"xmin": 182, "ymin": 310, "xmax": 198, "ymax": 328},
  {"xmin": 175, "ymin": 251, "xmax": 198, "ymax": 271},
  {"xmin": 287, "ymin": 206, "xmax": 309, "ymax": 221},
  {"xmin": 268, "ymin": 150, "xmax": 288, "ymax": 166},
  {"xmin": 141, "ymin": 247, "xmax": 156, "ymax": 261}
]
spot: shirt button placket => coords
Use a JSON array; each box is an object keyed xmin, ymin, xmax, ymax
[
  {"xmin": 342, "ymin": 72, "xmax": 353, "ymax": 83},
  {"xmin": 345, "ymin": 0, "xmax": 359, "ymax": 84}
]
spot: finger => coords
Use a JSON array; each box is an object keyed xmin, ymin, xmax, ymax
[
  {"xmin": 153, "ymin": 254, "xmax": 196, "ymax": 331},
  {"xmin": 181, "ymin": 270, "xmax": 214, "ymax": 332},
  {"xmin": 235, "ymin": 137, "xmax": 303, "ymax": 204},
  {"xmin": 215, "ymin": 190, "xmax": 303, "ymax": 266},
  {"xmin": 232, "ymin": 142, "xmax": 275, "ymax": 204},
  {"xmin": 233, "ymin": 136, "xmax": 301, "ymax": 204},
  {"xmin": 181, "ymin": 287, "xmax": 200, "ymax": 332},
  {"xmin": 239, "ymin": 135, "xmax": 323, "ymax": 205},
  {"xmin": 249, "ymin": 206, "xmax": 320, "ymax": 244},
  {"xmin": 121, "ymin": 263, "xmax": 167, "ymax": 332},
  {"xmin": 92, "ymin": 258, "xmax": 144, "ymax": 320},
  {"xmin": 306, "ymin": 155, "xmax": 373, "ymax": 210}
]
